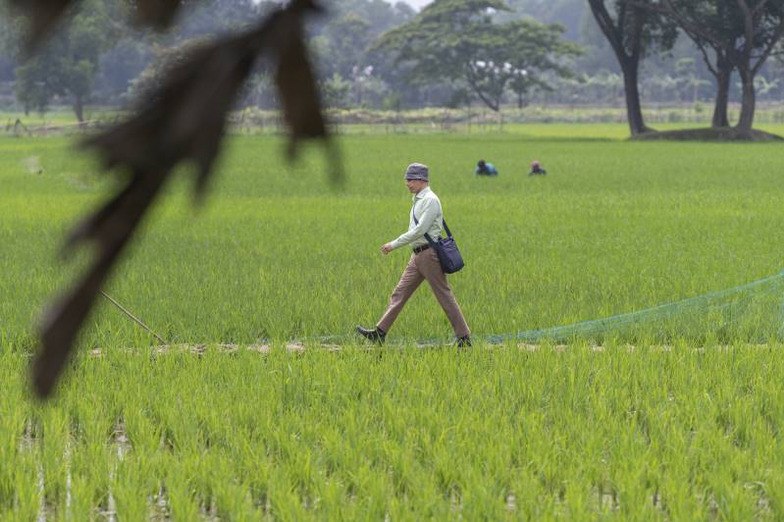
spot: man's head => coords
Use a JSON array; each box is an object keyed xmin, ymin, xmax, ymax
[{"xmin": 404, "ymin": 163, "xmax": 429, "ymax": 193}]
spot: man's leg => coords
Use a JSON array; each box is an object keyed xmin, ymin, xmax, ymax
[
  {"xmin": 417, "ymin": 250, "xmax": 470, "ymax": 338},
  {"xmin": 377, "ymin": 254, "xmax": 425, "ymax": 333}
]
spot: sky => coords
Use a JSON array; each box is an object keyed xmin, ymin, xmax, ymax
[
  {"xmin": 253, "ymin": 0, "xmax": 433, "ymax": 10},
  {"xmin": 399, "ymin": 0, "xmax": 431, "ymax": 9}
]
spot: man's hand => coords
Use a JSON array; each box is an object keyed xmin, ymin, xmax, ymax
[{"xmin": 381, "ymin": 243, "xmax": 394, "ymax": 255}]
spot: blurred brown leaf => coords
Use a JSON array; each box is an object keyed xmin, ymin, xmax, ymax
[
  {"xmin": 82, "ymin": 28, "xmax": 262, "ymax": 200},
  {"xmin": 274, "ymin": 2, "xmax": 327, "ymax": 158},
  {"xmin": 35, "ymin": 169, "xmax": 166, "ymax": 398},
  {"xmin": 6, "ymin": 0, "xmax": 182, "ymax": 51},
  {"xmin": 133, "ymin": 0, "xmax": 181, "ymax": 29},
  {"xmin": 30, "ymin": 0, "xmax": 339, "ymax": 398}
]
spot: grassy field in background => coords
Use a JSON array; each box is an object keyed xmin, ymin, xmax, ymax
[
  {"xmin": 2, "ymin": 125, "xmax": 784, "ymax": 518},
  {"xmin": 6, "ymin": 104, "xmax": 784, "ymax": 135},
  {"xmin": 3, "ymin": 125, "xmax": 784, "ymax": 348}
]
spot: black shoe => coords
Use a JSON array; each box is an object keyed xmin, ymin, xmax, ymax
[
  {"xmin": 457, "ymin": 335, "xmax": 472, "ymax": 348},
  {"xmin": 356, "ymin": 326, "xmax": 386, "ymax": 344}
]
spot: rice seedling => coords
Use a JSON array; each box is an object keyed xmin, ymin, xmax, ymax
[{"xmin": 3, "ymin": 126, "xmax": 784, "ymax": 518}]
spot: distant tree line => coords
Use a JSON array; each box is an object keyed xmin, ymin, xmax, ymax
[{"xmin": 1, "ymin": 0, "xmax": 784, "ymax": 134}]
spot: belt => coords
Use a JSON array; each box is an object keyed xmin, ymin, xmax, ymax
[{"xmin": 413, "ymin": 244, "xmax": 430, "ymax": 254}]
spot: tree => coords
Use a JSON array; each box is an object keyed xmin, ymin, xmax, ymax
[
  {"xmin": 9, "ymin": 0, "xmax": 115, "ymax": 120},
  {"xmin": 0, "ymin": 54, "xmax": 12, "ymax": 82},
  {"xmin": 502, "ymin": 19, "xmax": 582, "ymax": 108},
  {"xmin": 312, "ymin": 13, "xmax": 372, "ymax": 79},
  {"xmin": 173, "ymin": 0, "xmax": 262, "ymax": 38},
  {"xmin": 322, "ymin": 0, "xmax": 416, "ymax": 36},
  {"xmin": 673, "ymin": 57, "xmax": 710, "ymax": 103},
  {"xmin": 587, "ymin": 0, "xmax": 678, "ymax": 135},
  {"xmin": 321, "ymin": 71, "xmax": 352, "ymax": 108},
  {"xmin": 461, "ymin": 20, "xmax": 581, "ymax": 110},
  {"xmin": 303, "ymin": 0, "xmax": 415, "ymax": 108},
  {"xmin": 636, "ymin": 0, "xmax": 784, "ymax": 132},
  {"xmin": 95, "ymin": 37, "xmax": 151, "ymax": 104},
  {"xmin": 371, "ymin": 0, "xmax": 509, "ymax": 110},
  {"xmin": 372, "ymin": 0, "xmax": 580, "ymax": 111},
  {"xmin": 0, "ymin": 5, "xmax": 15, "ymax": 81}
]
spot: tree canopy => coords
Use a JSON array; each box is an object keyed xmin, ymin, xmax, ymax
[
  {"xmin": 7, "ymin": 0, "xmax": 122, "ymax": 120},
  {"xmin": 637, "ymin": 0, "xmax": 784, "ymax": 132},
  {"xmin": 372, "ymin": 0, "xmax": 580, "ymax": 111}
]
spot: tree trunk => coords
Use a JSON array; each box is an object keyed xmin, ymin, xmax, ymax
[
  {"xmin": 620, "ymin": 58, "xmax": 649, "ymax": 136},
  {"xmin": 711, "ymin": 58, "xmax": 731, "ymax": 128},
  {"xmin": 73, "ymin": 94, "xmax": 84, "ymax": 123},
  {"xmin": 587, "ymin": 0, "xmax": 653, "ymax": 137},
  {"xmin": 466, "ymin": 80, "xmax": 499, "ymax": 112},
  {"xmin": 736, "ymin": 66, "xmax": 755, "ymax": 132}
]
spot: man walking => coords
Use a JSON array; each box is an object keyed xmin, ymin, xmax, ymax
[{"xmin": 357, "ymin": 163, "xmax": 471, "ymax": 347}]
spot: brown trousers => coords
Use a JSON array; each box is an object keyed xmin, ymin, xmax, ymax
[{"xmin": 377, "ymin": 249, "xmax": 470, "ymax": 338}]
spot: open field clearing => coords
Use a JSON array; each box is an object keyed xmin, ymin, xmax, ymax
[{"xmin": 2, "ymin": 125, "xmax": 784, "ymax": 517}]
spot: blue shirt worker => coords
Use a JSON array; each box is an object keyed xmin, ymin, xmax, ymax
[
  {"xmin": 356, "ymin": 163, "xmax": 472, "ymax": 347},
  {"xmin": 475, "ymin": 159, "xmax": 498, "ymax": 176}
]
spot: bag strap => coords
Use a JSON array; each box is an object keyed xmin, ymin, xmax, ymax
[
  {"xmin": 441, "ymin": 219, "xmax": 453, "ymax": 238},
  {"xmin": 412, "ymin": 200, "xmax": 452, "ymax": 245}
]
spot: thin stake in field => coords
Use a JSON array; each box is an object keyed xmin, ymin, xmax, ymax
[{"xmin": 100, "ymin": 291, "xmax": 167, "ymax": 345}]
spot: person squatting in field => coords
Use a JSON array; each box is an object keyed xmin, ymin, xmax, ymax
[
  {"xmin": 475, "ymin": 159, "xmax": 499, "ymax": 176},
  {"xmin": 529, "ymin": 160, "xmax": 547, "ymax": 175},
  {"xmin": 356, "ymin": 163, "xmax": 472, "ymax": 347}
]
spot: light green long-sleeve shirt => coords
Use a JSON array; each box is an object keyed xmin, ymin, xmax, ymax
[{"xmin": 389, "ymin": 186, "xmax": 443, "ymax": 250}]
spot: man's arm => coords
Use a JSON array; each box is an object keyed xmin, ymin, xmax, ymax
[{"xmin": 382, "ymin": 197, "xmax": 439, "ymax": 252}]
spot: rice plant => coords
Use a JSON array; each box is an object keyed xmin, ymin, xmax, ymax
[{"xmin": 2, "ymin": 125, "xmax": 784, "ymax": 518}]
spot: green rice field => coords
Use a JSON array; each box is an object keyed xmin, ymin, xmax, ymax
[{"xmin": 2, "ymin": 123, "xmax": 784, "ymax": 518}]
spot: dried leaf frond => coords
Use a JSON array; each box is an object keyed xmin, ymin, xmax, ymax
[{"xmin": 31, "ymin": 0, "xmax": 339, "ymax": 398}]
